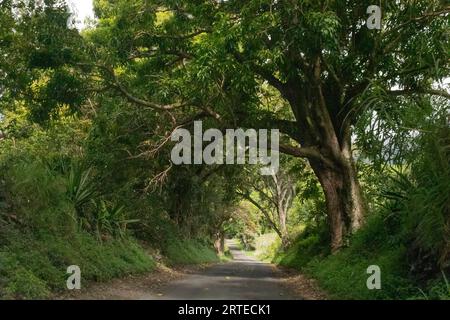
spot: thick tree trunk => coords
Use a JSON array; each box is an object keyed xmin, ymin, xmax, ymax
[
  {"xmin": 272, "ymin": 65, "xmax": 366, "ymax": 252},
  {"xmin": 310, "ymin": 151, "xmax": 365, "ymax": 252}
]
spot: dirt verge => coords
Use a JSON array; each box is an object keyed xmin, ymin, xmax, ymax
[
  {"xmin": 56, "ymin": 263, "xmax": 210, "ymax": 300},
  {"xmin": 275, "ymin": 266, "xmax": 328, "ymax": 300}
]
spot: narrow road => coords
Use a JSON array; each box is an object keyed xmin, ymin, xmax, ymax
[{"xmin": 154, "ymin": 240, "xmax": 298, "ymax": 300}]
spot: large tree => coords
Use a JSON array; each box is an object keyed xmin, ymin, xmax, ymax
[{"xmin": 13, "ymin": 1, "xmax": 448, "ymax": 251}]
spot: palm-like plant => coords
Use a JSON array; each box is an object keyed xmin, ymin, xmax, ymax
[
  {"xmin": 92, "ymin": 200, "xmax": 139, "ymax": 240},
  {"xmin": 383, "ymin": 125, "xmax": 450, "ymax": 275},
  {"xmin": 66, "ymin": 164, "xmax": 97, "ymax": 229}
]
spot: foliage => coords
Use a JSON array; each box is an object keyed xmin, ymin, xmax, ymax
[
  {"xmin": 381, "ymin": 125, "xmax": 450, "ymax": 277},
  {"xmin": 91, "ymin": 200, "xmax": 139, "ymax": 240},
  {"xmin": 67, "ymin": 164, "xmax": 96, "ymax": 215},
  {"xmin": 0, "ymin": 229, "xmax": 154, "ymax": 299},
  {"xmin": 164, "ymin": 238, "xmax": 219, "ymax": 265},
  {"xmin": 1, "ymin": 0, "xmax": 449, "ymax": 300},
  {"xmin": 249, "ymin": 123, "xmax": 450, "ymax": 299}
]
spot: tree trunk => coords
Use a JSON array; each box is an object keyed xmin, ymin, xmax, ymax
[
  {"xmin": 214, "ymin": 230, "xmax": 225, "ymax": 255},
  {"xmin": 341, "ymin": 140, "xmax": 365, "ymax": 231},
  {"xmin": 278, "ymin": 74, "xmax": 366, "ymax": 252},
  {"xmin": 271, "ymin": 172, "xmax": 294, "ymax": 248},
  {"xmin": 278, "ymin": 205, "xmax": 290, "ymax": 248},
  {"xmin": 310, "ymin": 150, "xmax": 365, "ymax": 252}
]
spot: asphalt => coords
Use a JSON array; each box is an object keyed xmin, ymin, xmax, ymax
[{"xmin": 153, "ymin": 240, "xmax": 298, "ymax": 300}]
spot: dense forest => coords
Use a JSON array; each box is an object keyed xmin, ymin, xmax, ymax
[{"xmin": 0, "ymin": 0, "xmax": 449, "ymax": 300}]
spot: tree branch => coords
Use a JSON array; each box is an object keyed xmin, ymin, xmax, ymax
[
  {"xmin": 231, "ymin": 52, "xmax": 286, "ymax": 94},
  {"xmin": 78, "ymin": 63, "xmax": 189, "ymax": 111},
  {"xmin": 388, "ymin": 6, "xmax": 450, "ymax": 34},
  {"xmin": 134, "ymin": 29, "xmax": 210, "ymax": 41},
  {"xmin": 236, "ymin": 191, "xmax": 282, "ymax": 238},
  {"xmin": 113, "ymin": 81, "xmax": 188, "ymax": 110}
]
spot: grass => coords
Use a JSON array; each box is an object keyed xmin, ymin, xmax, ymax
[
  {"xmin": 248, "ymin": 233, "xmax": 280, "ymax": 262},
  {"xmin": 0, "ymin": 230, "xmax": 155, "ymax": 299},
  {"xmin": 0, "ymin": 148, "xmax": 219, "ymax": 299},
  {"xmin": 0, "ymin": 226, "xmax": 220, "ymax": 299},
  {"xmin": 0, "ymin": 154, "xmax": 156, "ymax": 299},
  {"xmin": 249, "ymin": 216, "xmax": 449, "ymax": 300},
  {"xmin": 164, "ymin": 238, "xmax": 219, "ymax": 265},
  {"xmin": 304, "ymin": 245, "xmax": 414, "ymax": 299}
]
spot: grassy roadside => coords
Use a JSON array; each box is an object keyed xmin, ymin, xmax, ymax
[
  {"xmin": 163, "ymin": 238, "xmax": 220, "ymax": 265},
  {"xmin": 0, "ymin": 139, "xmax": 219, "ymax": 299},
  {"xmin": 0, "ymin": 231, "xmax": 153, "ymax": 299},
  {"xmin": 246, "ymin": 227, "xmax": 450, "ymax": 300},
  {"xmin": 0, "ymin": 233, "xmax": 219, "ymax": 299}
]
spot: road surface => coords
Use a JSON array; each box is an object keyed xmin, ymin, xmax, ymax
[{"xmin": 153, "ymin": 240, "xmax": 298, "ymax": 300}]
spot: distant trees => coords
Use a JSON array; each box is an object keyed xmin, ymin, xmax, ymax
[{"xmin": 237, "ymin": 159, "xmax": 297, "ymax": 247}]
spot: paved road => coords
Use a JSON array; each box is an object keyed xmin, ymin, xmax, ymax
[{"xmin": 154, "ymin": 240, "xmax": 298, "ymax": 300}]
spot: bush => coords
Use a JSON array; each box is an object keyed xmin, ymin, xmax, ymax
[
  {"xmin": 0, "ymin": 122, "xmax": 221, "ymax": 299},
  {"xmin": 0, "ymin": 147, "xmax": 155, "ymax": 299},
  {"xmin": 254, "ymin": 210, "xmax": 448, "ymax": 299},
  {"xmin": 389, "ymin": 126, "xmax": 450, "ymax": 276},
  {"xmin": 164, "ymin": 238, "xmax": 219, "ymax": 265}
]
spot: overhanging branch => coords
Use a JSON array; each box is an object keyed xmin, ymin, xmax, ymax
[
  {"xmin": 236, "ymin": 191, "xmax": 282, "ymax": 238},
  {"xmin": 279, "ymin": 144, "xmax": 335, "ymax": 168},
  {"xmin": 114, "ymin": 81, "xmax": 188, "ymax": 110},
  {"xmin": 78, "ymin": 63, "xmax": 189, "ymax": 111},
  {"xmin": 231, "ymin": 52, "xmax": 286, "ymax": 94}
]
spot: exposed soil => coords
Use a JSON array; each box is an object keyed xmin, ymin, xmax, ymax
[
  {"xmin": 57, "ymin": 264, "xmax": 209, "ymax": 300},
  {"xmin": 276, "ymin": 267, "xmax": 328, "ymax": 300}
]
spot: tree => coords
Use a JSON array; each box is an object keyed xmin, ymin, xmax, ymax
[
  {"xmin": 81, "ymin": 0, "xmax": 450, "ymax": 250},
  {"xmin": 17, "ymin": 1, "xmax": 450, "ymax": 251},
  {"xmin": 238, "ymin": 163, "xmax": 296, "ymax": 248},
  {"xmin": 0, "ymin": 0, "xmax": 85, "ymax": 124},
  {"xmin": 185, "ymin": 0, "xmax": 449, "ymax": 251},
  {"xmin": 269, "ymin": 170, "xmax": 296, "ymax": 247}
]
